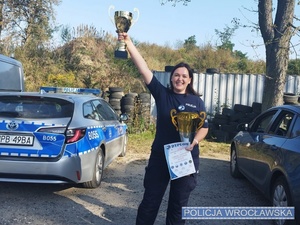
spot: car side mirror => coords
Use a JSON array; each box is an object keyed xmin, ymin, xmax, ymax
[
  {"xmin": 120, "ymin": 113, "xmax": 128, "ymax": 122},
  {"xmin": 236, "ymin": 123, "xmax": 249, "ymax": 131}
]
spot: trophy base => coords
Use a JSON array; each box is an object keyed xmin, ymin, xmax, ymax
[{"xmin": 114, "ymin": 50, "xmax": 128, "ymax": 59}]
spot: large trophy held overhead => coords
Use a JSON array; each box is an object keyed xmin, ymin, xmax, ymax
[
  {"xmin": 109, "ymin": 5, "xmax": 139, "ymax": 59},
  {"xmin": 170, "ymin": 109, "xmax": 206, "ymax": 143}
]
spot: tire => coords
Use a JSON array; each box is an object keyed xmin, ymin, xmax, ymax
[
  {"xmin": 252, "ymin": 102, "xmax": 262, "ymax": 114},
  {"xmin": 271, "ymin": 176, "xmax": 294, "ymax": 225},
  {"xmin": 212, "ymin": 130, "xmax": 229, "ymax": 142},
  {"xmin": 110, "ymin": 92, "xmax": 124, "ymax": 99},
  {"xmin": 138, "ymin": 93, "xmax": 151, "ymax": 103},
  {"xmin": 109, "ymin": 87, "xmax": 124, "ymax": 92},
  {"xmin": 122, "ymin": 105, "xmax": 134, "ymax": 112},
  {"xmin": 121, "ymin": 96, "xmax": 135, "ymax": 105},
  {"xmin": 206, "ymin": 68, "xmax": 219, "ymax": 74},
  {"xmin": 283, "ymin": 93, "xmax": 298, "ymax": 105},
  {"xmin": 230, "ymin": 145, "xmax": 243, "ymax": 178},
  {"xmin": 125, "ymin": 92, "xmax": 138, "ymax": 98},
  {"xmin": 119, "ymin": 133, "xmax": 128, "ymax": 157},
  {"xmin": 213, "ymin": 113, "xmax": 229, "ymax": 125},
  {"xmin": 233, "ymin": 104, "xmax": 253, "ymax": 113},
  {"xmin": 83, "ymin": 148, "xmax": 104, "ymax": 188},
  {"xmin": 165, "ymin": 65, "xmax": 174, "ymax": 72},
  {"xmin": 222, "ymin": 108, "xmax": 235, "ymax": 117}
]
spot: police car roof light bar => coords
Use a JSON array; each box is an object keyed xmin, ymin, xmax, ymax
[{"xmin": 40, "ymin": 87, "xmax": 101, "ymax": 95}]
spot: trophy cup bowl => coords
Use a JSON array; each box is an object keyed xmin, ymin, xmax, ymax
[
  {"xmin": 109, "ymin": 6, "xmax": 139, "ymax": 59},
  {"xmin": 170, "ymin": 109, "xmax": 206, "ymax": 143}
]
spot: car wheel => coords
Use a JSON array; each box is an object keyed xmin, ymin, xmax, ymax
[
  {"xmin": 119, "ymin": 133, "xmax": 128, "ymax": 157},
  {"xmin": 272, "ymin": 176, "xmax": 293, "ymax": 225},
  {"xmin": 83, "ymin": 148, "xmax": 104, "ymax": 188},
  {"xmin": 230, "ymin": 145, "xmax": 243, "ymax": 178}
]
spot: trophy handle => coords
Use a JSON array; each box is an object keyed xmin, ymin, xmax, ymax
[
  {"xmin": 108, "ymin": 5, "xmax": 115, "ymax": 24},
  {"xmin": 197, "ymin": 111, "xmax": 206, "ymax": 130},
  {"xmin": 170, "ymin": 109, "xmax": 178, "ymax": 131},
  {"xmin": 131, "ymin": 8, "xmax": 140, "ymax": 26}
]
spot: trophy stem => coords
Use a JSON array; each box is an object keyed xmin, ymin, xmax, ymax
[
  {"xmin": 181, "ymin": 137, "xmax": 190, "ymax": 143},
  {"xmin": 115, "ymin": 40, "xmax": 128, "ymax": 59}
]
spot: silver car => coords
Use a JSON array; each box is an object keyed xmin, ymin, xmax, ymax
[{"xmin": 0, "ymin": 87, "xmax": 128, "ymax": 188}]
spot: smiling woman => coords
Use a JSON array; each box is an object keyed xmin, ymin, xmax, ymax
[{"xmin": 117, "ymin": 30, "xmax": 210, "ymax": 225}]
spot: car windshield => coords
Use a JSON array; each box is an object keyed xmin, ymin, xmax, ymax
[{"xmin": 0, "ymin": 96, "xmax": 74, "ymax": 118}]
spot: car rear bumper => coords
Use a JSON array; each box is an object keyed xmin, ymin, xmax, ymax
[{"xmin": 0, "ymin": 155, "xmax": 83, "ymax": 184}]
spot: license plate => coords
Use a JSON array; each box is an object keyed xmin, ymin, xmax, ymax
[{"xmin": 0, "ymin": 133, "xmax": 34, "ymax": 146}]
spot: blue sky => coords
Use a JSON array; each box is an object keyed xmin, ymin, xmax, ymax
[{"xmin": 54, "ymin": 0, "xmax": 299, "ymax": 61}]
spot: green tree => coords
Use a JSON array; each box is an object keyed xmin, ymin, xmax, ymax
[
  {"xmin": 288, "ymin": 59, "xmax": 300, "ymax": 75},
  {"xmin": 215, "ymin": 24, "xmax": 238, "ymax": 52},
  {"xmin": 1, "ymin": 0, "xmax": 60, "ymax": 47},
  {"xmin": 183, "ymin": 35, "xmax": 197, "ymax": 50},
  {"xmin": 259, "ymin": 0, "xmax": 296, "ymax": 110}
]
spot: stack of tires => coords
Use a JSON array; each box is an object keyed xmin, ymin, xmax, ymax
[
  {"xmin": 209, "ymin": 102, "xmax": 262, "ymax": 142},
  {"xmin": 108, "ymin": 87, "xmax": 124, "ymax": 115},
  {"xmin": 119, "ymin": 92, "xmax": 152, "ymax": 132},
  {"xmin": 121, "ymin": 92, "xmax": 138, "ymax": 118}
]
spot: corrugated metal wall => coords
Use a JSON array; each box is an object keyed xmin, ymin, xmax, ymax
[{"xmin": 152, "ymin": 71, "xmax": 300, "ymax": 118}]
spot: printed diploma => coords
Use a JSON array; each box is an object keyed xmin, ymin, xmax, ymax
[{"xmin": 164, "ymin": 142, "xmax": 196, "ymax": 180}]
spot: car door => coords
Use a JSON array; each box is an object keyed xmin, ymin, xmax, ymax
[
  {"xmin": 238, "ymin": 110, "xmax": 278, "ymax": 181},
  {"xmin": 93, "ymin": 100, "xmax": 123, "ymax": 165},
  {"xmin": 252, "ymin": 110, "xmax": 295, "ymax": 192}
]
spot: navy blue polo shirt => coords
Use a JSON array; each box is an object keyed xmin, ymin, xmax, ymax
[{"xmin": 147, "ymin": 76, "xmax": 208, "ymax": 160}]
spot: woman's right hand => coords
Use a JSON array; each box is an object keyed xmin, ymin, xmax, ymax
[{"xmin": 118, "ymin": 32, "xmax": 129, "ymax": 44}]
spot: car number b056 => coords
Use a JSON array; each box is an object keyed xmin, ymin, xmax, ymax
[{"xmin": 0, "ymin": 133, "xmax": 34, "ymax": 146}]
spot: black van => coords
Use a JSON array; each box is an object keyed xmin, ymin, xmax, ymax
[{"xmin": 0, "ymin": 54, "xmax": 25, "ymax": 92}]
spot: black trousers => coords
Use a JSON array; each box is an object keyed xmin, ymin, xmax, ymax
[{"xmin": 136, "ymin": 154, "xmax": 198, "ymax": 225}]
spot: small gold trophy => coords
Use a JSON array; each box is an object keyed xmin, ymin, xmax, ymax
[
  {"xmin": 109, "ymin": 5, "xmax": 139, "ymax": 59},
  {"xmin": 170, "ymin": 109, "xmax": 206, "ymax": 143}
]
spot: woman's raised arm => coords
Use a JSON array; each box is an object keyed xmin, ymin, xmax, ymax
[{"xmin": 118, "ymin": 32, "xmax": 153, "ymax": 85}]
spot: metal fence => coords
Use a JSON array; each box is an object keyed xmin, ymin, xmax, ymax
[{"xmin": 152, "ymin": 71, "xmax": 300, "ymax": 118}]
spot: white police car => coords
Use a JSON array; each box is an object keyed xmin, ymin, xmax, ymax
[{"xmin": 0, "ymin": 87, "xmax": 128, "ymax": 188}]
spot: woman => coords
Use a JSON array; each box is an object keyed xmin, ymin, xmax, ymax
[{"xmin": 118, "ymin": 33, "xmax": 209, "ymax": 225}]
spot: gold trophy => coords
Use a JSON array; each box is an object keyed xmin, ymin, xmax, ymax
[
  {"xmin": 170, "ymin": 109, "xmax": 206, "ymax": 143},
  {"xmin": 109, "ymin": 5, "xmax": 139, "ymax": 59}
]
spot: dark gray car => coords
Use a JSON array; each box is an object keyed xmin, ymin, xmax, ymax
[{"xmin": 230, "ymin": 104, "xmax": 300, "ymax": 225}]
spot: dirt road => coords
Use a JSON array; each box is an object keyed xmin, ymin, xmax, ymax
[{"xmin": 0, "ymin": 152, "xmax": 275, "ymax": 225}]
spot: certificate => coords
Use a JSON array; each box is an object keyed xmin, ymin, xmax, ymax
[{"xmin": 164, "ymin": 142, "xmax": 196, "ymax": 180}]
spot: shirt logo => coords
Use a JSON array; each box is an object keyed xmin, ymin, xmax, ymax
[
  {"xmin": 186, "ymin": 103, "xmax": 196, "ymax": 108},
  {"xmin": 178, "ymin": 105, "xmax": 185, "ymax": 111}
]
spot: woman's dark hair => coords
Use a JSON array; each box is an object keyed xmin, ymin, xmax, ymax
[{"xmin": 169, "ymin": 62, "xmax": 199, "ymax": 96}]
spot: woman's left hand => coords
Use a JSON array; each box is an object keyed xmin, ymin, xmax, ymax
[{"xmin": 186, "ymin": 139, "xmax": 198, "ymax": 151}]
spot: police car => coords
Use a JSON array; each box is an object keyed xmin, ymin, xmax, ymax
[{"xmin": 0, "ymin": 87, "xmax": 128, "ymax": 188}]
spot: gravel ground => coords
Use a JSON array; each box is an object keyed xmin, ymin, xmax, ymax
[{"xmin": 0, "ymin": 152, "xmax": 281, "ymax": 225}]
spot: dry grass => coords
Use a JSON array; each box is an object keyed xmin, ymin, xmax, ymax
[{"xmin": 128, "ymin": 132, "xmax": 231, "ymax": 159}]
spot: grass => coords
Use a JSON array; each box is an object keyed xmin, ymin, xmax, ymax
[
  {"xmin": 128, "ymin": 131, "xmax": 231, "ymax": 158},
  {"xmin": 128, "ymin": 131, "xmax": 154, "ymax": 154}
]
